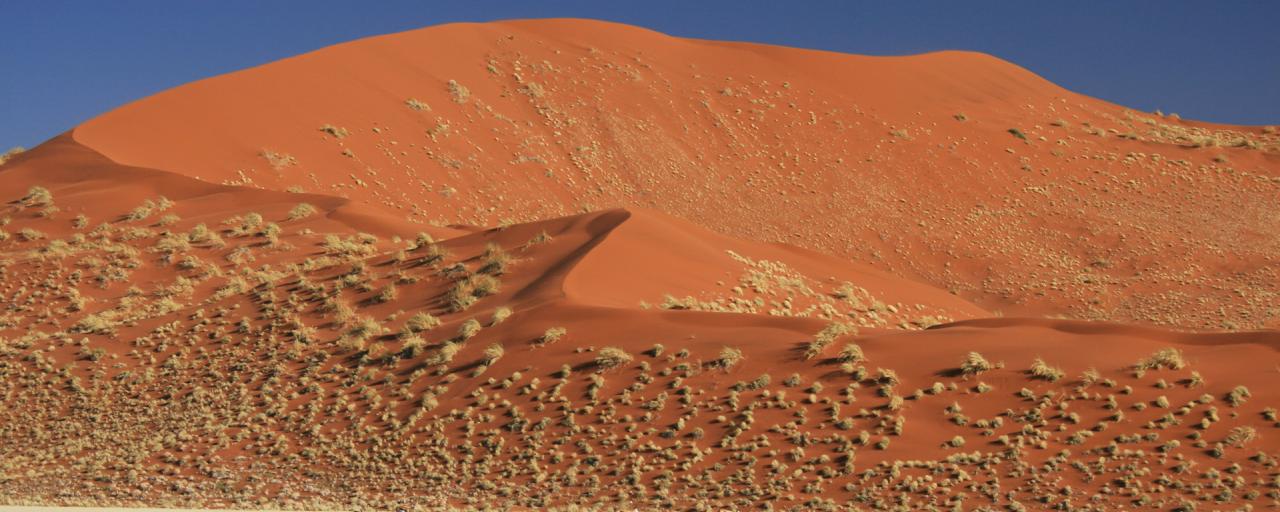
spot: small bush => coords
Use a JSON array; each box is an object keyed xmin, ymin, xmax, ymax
[
  {"xmin": 447, "ymin": 274, "xmax": 501, "ymax": 312},
  {"xmin": 596, "ymin": 347, "xmax": 633, "ymax": 369},
  {"xmin": 805, "ymin": 322, "xmax": 855, "ymax": 360},
  {"xmin": 837, "ymin": 343, "xmax": 864, "ymax": 364},
  {"xmin": 1136, "ymin": 348, "xmax": 1186, "ymax": 371},
  {"xmin": 406, "ymin": 98, "xmax": 430, "ymax": 111},
  {"xmin": 1224, "ymin": 426, "xmax": 1257, "ymax": 447},
  {"xmin": 447, "ymin": 80, "xmax": 471, "ymax": 103},
  {"xmin": 717, "ymin": 346, "xmax": 744, "ymax": 370},
  {"xmin": 21, "ymin": 186, "xmax": 52, "ymax": 207},
  {"xmin": 429, "ymin": 342, "xmax": 462, "ymax": 365},
  {"xmin": 478, "ymin": 243, "xmax": 512, "ymax": 275},
  {"xmin": 260, "ymin": 149, "xmax": 297, "ymax": 169},
  {"xmin": 483, "ymin": 343, "xmax": 505, "ymax": 364},
  {"xmin": 539, "ymin": 327, "xmax": 567, "ymax": 345},
  {"xmin": 404, "ymin": 312, "xmax": 440, "ymax": 333},
  {"xmin": 319, "ymin": 124, "xmax": 349, "ymax": 139},
  {"xmin": 288, "ymin": 203, "xmax": 318, "ymax": 220},
  {"xmin": 457, "ymin": 319, "xmax": 483, "ymax": 341},
  {"xmin": 373, "ymin": 283, "xmax": 397, "ymax": 304},
  {"xmin": 960, "ymin": 352, "xmax": 993, "ymax": 377},
  {"xmin": 491, "ymin": 306, "xmax": 513, "ymax": 325},
  {"xmin": 1029, "ymin": 358, "xmax": 1065, "ymax": 382},
  {"xmin": 1226, "ymin": 386, "xmax": 1251, "ymax": 407}
]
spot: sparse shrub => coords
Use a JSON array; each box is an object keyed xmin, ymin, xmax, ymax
[
  {"xmin": 18, "ymin": 228, "xmax": 44, "ymax": 241},
  {"xmin": 429, "ymin": 342, "xmax": 462, "ymax": 365},
  {"xmin": 21, "ymin": 186, "xmax": 52, "ymax": 207},
  {"xmin": 1136, "ymin": 348, "xmax": 1187, "ymax": 371},
  {"xmin": 447, "ymin": 274, "xmax": 500, "ymax": 312},
  {"xmin": 457, "ymin": 319, "xmax": 482, "ymax": 341},
  {"xmin": 1008, "ymin": 128, "xmax": 1028, "ymax": 140},
  {"xmin": 406, "ymin": 98, "xmax": 430, "ymax": 111},
  {"xmin": 319, "ymin": 124, "xmax": 349, "ymax": 139},
  {"xmin": 1224, "ymin": 426, "xmax": 1257, "ymax": 447},
  {"xmin": 401, "ymin": 335, "xmax": 427, "ymax": 358},
  {"xmin": 784, "ymin": 373, "xmax": 802, "ymax": 388},
  {"xmin": 491, "ymin": 306, "xmax": 512, "ymax": 325},
  {"xmin": 1226, "ymin": 386, "xmax": 1251, "ymax": 407},
  {"xmin": 960, "ymin": 352, "xmax": 993, "ymax": 377},
  {"xmin": 447, "ymin": 79, "xmax": 471, "ymax": 103},
  {"xmin": 0, "ymin": 147, "xmax": 26, "ymax": 165},
  {"xmin": 373, "ymin": 283, "xmax": 397, "ymax": 304},
  {"xmin": 538, "ymin": 327, "xmax": 566, "ymax": 346},
  {"xmin": 1029, "ymin": 357, "xmax": 1064, "ymax": 382},
  {"xmin": 404, "ymin": 312, "xmax": 440, "ymax": 333},
  {"xmin": 837, "ymin": 343, "xmax": 864, "ymax": 363},
  {"xmin": 717, "ymin": 346, "xmax": 744, "ymax": 370},
  {"xmin": 745, "ymin": 374, "xmax": 771, "ymax": 390},
  {"xmin": 805, "ymin": 322, "xmax": 855, "ymax": 360},
  {"xmin": 526, "ymin": 230, "xmax": 553, "ymax": 246},
  {"xmin": 288, "ymin": 203, "xmax": 318, "ymax": 220},
  {"xmin": 260, "ymin": 149, "xmax": 297, "ymax": 169},
  {"xmin": 157, "ymin": 213, "xmax": 180, "ymax": 226},
  {"xmin": 478, "ymin": 243, "xmax": 512, "ymax": 275},
  {"xmin": 483, "ymin": 343, "xmax": 504, "ymax": 364},
  {"xmin": 595, "ymin": 347, "xmax": 633, "ymax": 369}
]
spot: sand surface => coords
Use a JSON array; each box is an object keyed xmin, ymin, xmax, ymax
[{"xmin": 1, "ymin": 17, "xmax": 1278, "ymax": 511}]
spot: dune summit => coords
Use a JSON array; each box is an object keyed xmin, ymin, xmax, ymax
[{"xmin": 1, "ymin": 18, "xmax": 1279, "ymax": 511}]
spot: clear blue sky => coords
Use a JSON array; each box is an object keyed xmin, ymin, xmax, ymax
[{"xmin": 3, "ymin": 1, "xmax": 1278, "ymax": 150}]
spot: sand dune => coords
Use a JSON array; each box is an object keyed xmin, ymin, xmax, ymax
[{"xmin": 1, "ymin": 17, "xmax": 1278, "ymax": 511}]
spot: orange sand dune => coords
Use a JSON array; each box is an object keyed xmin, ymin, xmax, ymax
[
  {"xmin": 1, "ymin": 17, "xmax": 1279, "ymax": 511},
  {"xmin": 66, "ymin": 18, "xmax": 1280, "ymax": 329}
]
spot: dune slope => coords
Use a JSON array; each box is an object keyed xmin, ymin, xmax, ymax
[
  {"xmin": 0, "ymin": 17, "xmax": 1278, "ymax": 511},
  {"xmin": 69, "ymin": 18, "xmax": 1280, "ymax": 329}
]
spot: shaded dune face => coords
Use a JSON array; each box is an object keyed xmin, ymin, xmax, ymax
[{"xmin": 0, "ymin": 17, "xmax": 1278, "ymax": 510}]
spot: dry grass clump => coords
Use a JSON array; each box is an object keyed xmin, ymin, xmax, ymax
[
  {"xmin": 537, "ymin": 326, "xmax": 567, "ymax": 346},
  {"xmin": 260, "ymin": 149, "xmax": 297, "ymax": 169},
  {"xmin": 1224, "ymin": 426, "xmax": 1257, "ymax": 448},
  {"xmin": 446, "ymin": 274, "xmax": 500, "ymax": 311},
  {"xmin": 595, "ymin": 346, "xmax": 633, "ymax": 369},
  {"xmin": 0, "ymin": 146, "xmax": 25, "ymax": 165},
  {"xmin": 405, "ymin": 98, "xmax": 430, "ymax": 111},
  {"xmin": 716, "ymin": 346, "xmax": 744, "ymax": 370},
  {"xmin": 837, "ymin": 343, "xmax": 864, "ymax": 363},
  {"xmin": 1226, "ymin": 385, "xmax": 1251, "ymax": 407},
  {"xmin": 478, "ymin": 243, "xmax": 512, "ymax": 275},
  {"xmin": 287, "ymin": 203, "xmax": 318, "ymax": 220},
  {"xmin": 319, "ymin": 124, "xmax": 349, "ymax": 139},
  {"xmin": 482, "ymin": 343, "xmax": 505, "ymax": 365},
  {"xmin": 428, "ymin": 342, "xmax": 462, "ymax": 365},
  {"xmin": 447, "ymin": 79, "xmax": 471, "ymax": 103},
  {"xmin": 322, "ymin": 234, "xmax": 378, "ymax": 258},
  {"xmin": 805, "ymin": 322, "xmax": 855, "ymax": 360},
  {"xmin": 1028, "ymin": 357, "xmax": 1065, "ymax": 382},
  {"xmin": 456, "ymin": 319, "xmax": 483, "ymax": 341},
  {"xmin": 21, "ymin": 186, "xmax": 53, "ymax": 207},
  {"xmin": 372, "ymin": 283, "xmax": 397, "ymax": 304},
  {"xmin": 1136, "ymin": 348, "xmax": 1187, "ymax": 371},
  {"xmin": 490, "ymin": 306, "xmax": 513, "ymax": 325},
  {"xmin": 404, "ymin": 312, "xmax": 440, "ymax": 333},
  {"xmin": 960, "ymin": 351, "xmax": 994, "ymax": 377}
]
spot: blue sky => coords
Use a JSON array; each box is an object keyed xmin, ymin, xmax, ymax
[{"xmin": 3, "ymin": 1, "xmax": 1278, "ymax": 149}]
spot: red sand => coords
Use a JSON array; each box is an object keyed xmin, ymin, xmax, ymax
[{"xmin": 1, "ymin": 18, "xmax": 1278, "ymax": 511}]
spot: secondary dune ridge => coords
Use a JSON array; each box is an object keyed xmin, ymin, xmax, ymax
[{"xmin": 0, "ymin": 18, "xmax": 1278, "ymax": 511}]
